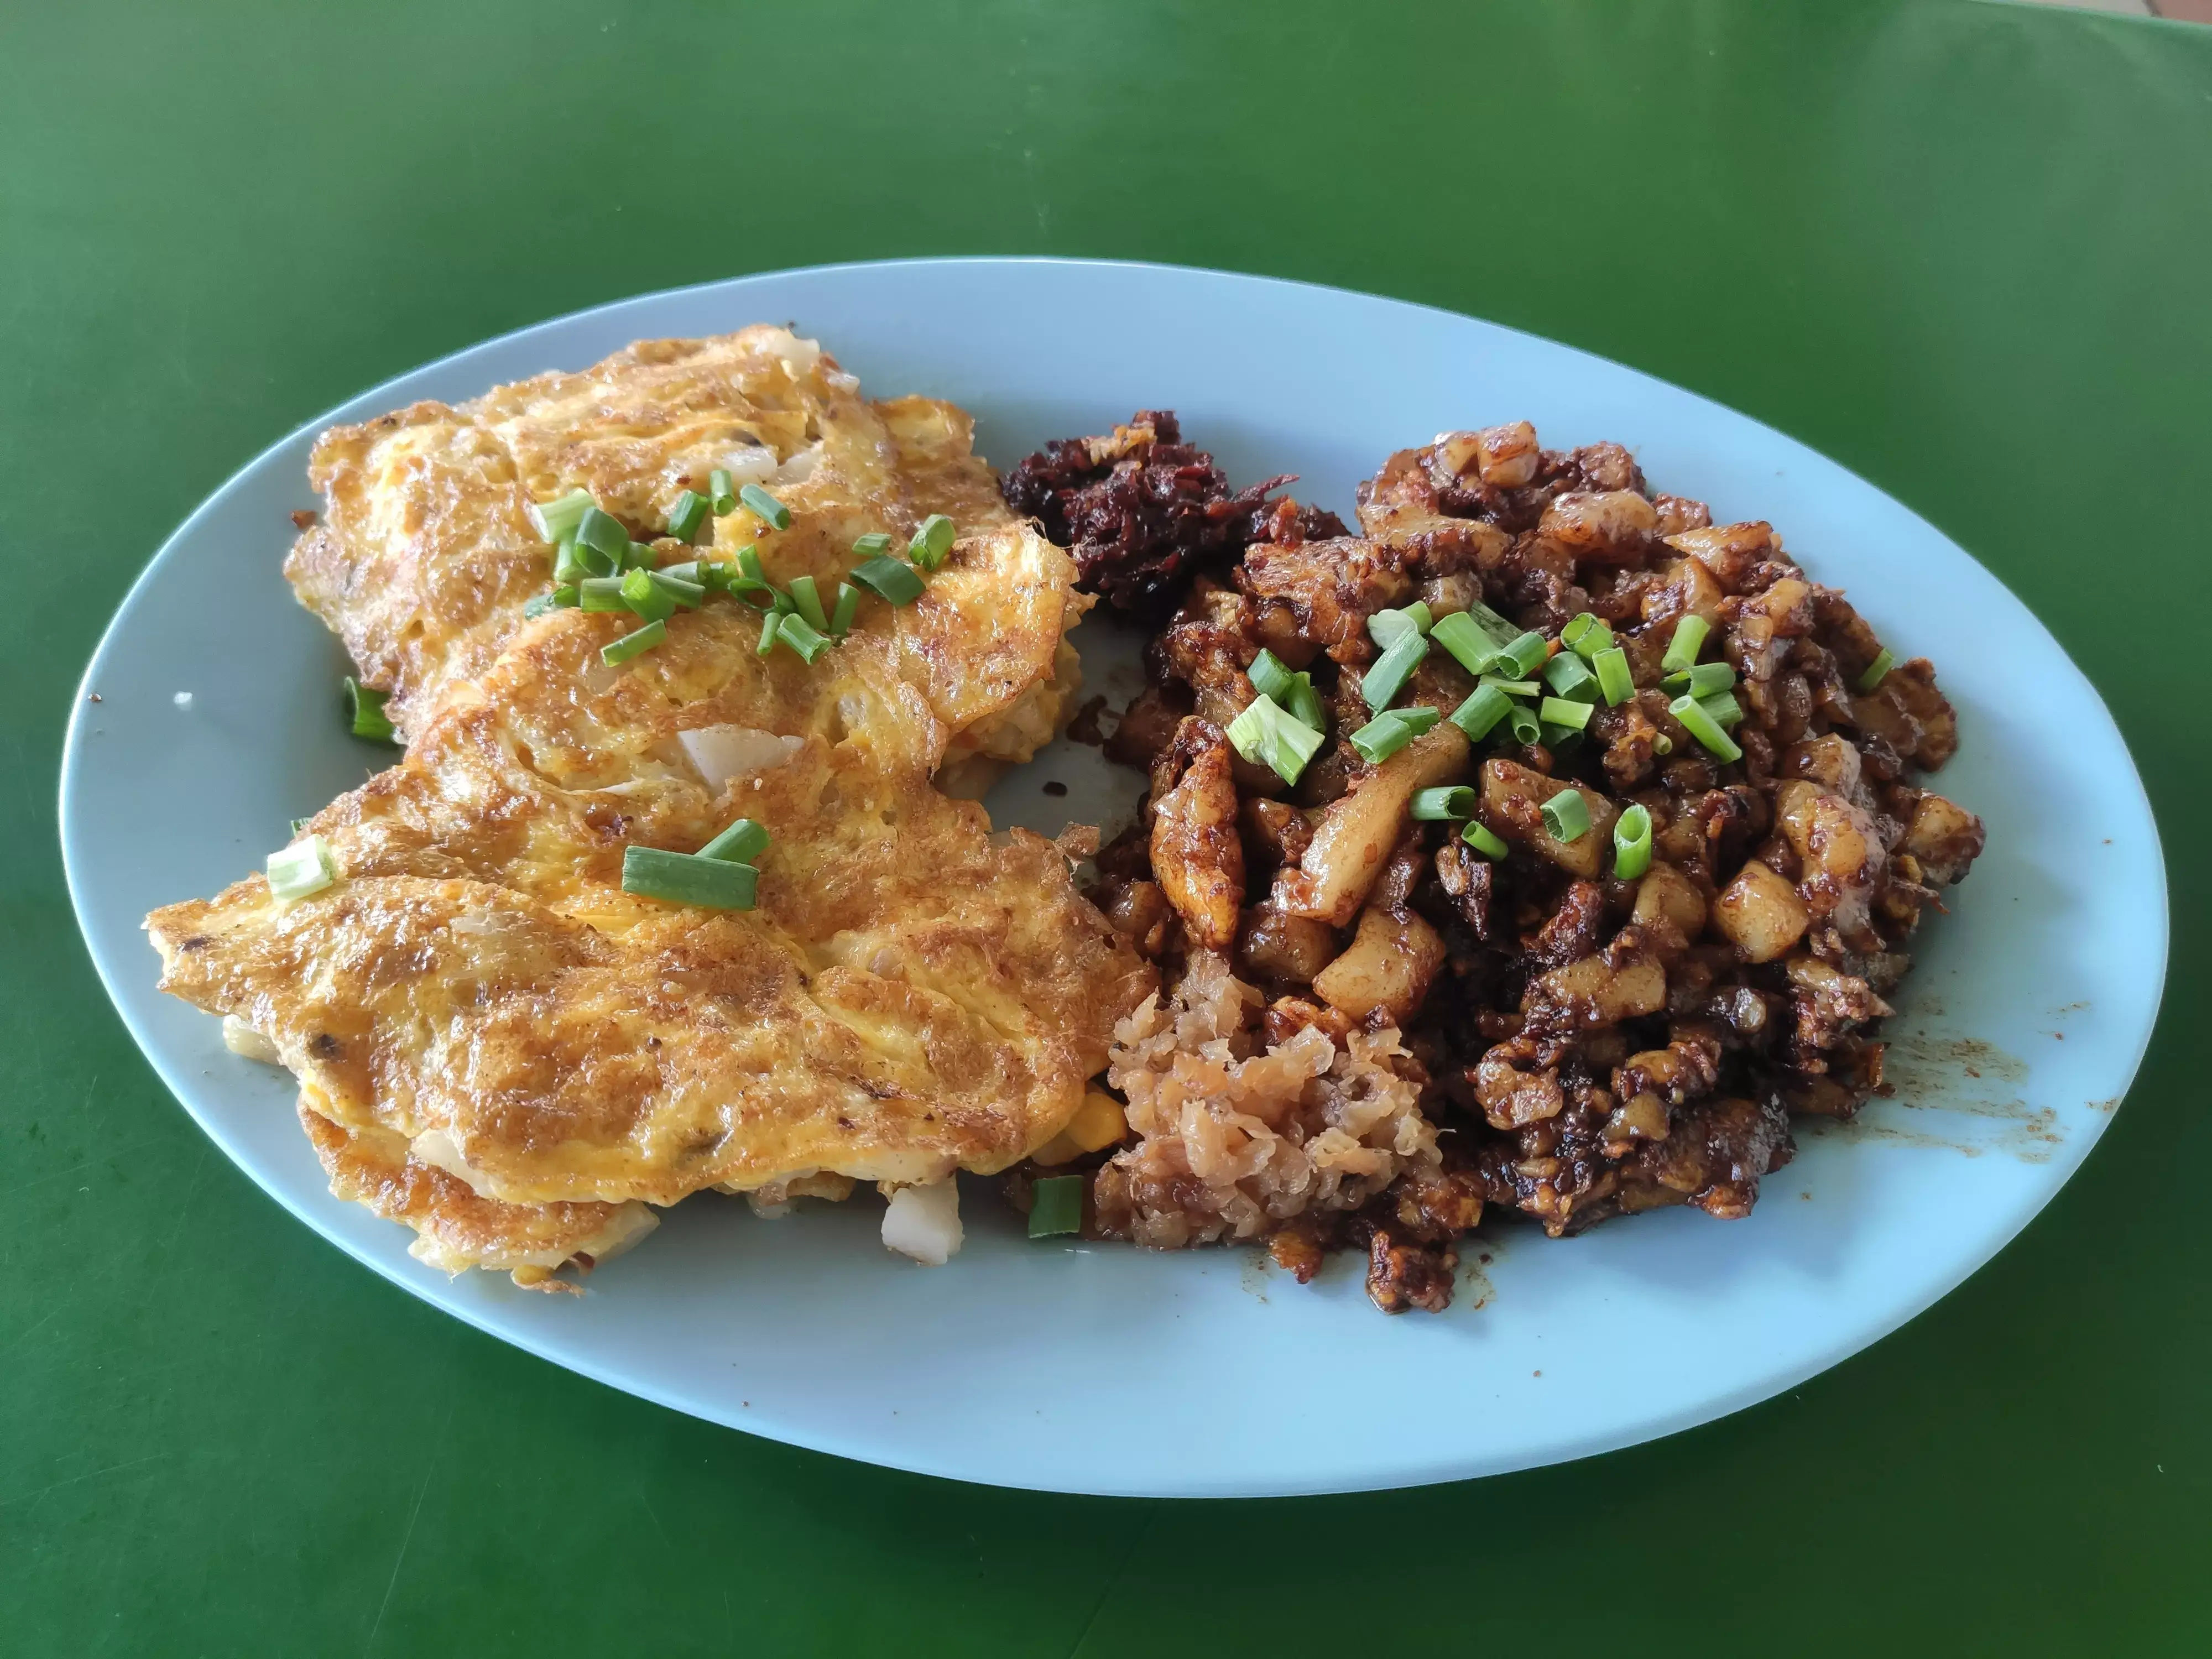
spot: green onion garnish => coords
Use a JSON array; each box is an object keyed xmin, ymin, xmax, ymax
[
  {"xmin": 1029, "ymin": 1174, "xmax": 1084, "ymax": 1238},
  {"xmin": 1538, "ymin": 696, "xmax": 1594, "ymax": 731},
  {"xmin": 740, "ymin": 483, "xmax": 792, "ymax": 530},
  {"xmin": 1227, "ymin": 693, "xmax": 1326, "ymax": 785},
  {"xmin": 1248, "ymin": 649, "xmax": 1298, "ymax": 704},
  {"xmin": 657, "ymin": 561, "xmax": 707, "ymax": 588},
  {"xmin": 757, "ymin": 610, "xmax": 782, "ymax": 658},
  {"xmin": 1563, "ymin": 612, "xmax": 1613, "ymax": 660},
  {"xmin": 1662, "ymin": 661, "xmax": 1735, "ymax": 698},
  {"xmin": 524, "ymin": 586, "xmax": 577, "ymax": 620},
  {"xmin": 575, "ymin": 505, "xmax": 629, "ymax": 566},
  {"xmin": 1281, "ymin": 673, "xmax": 1326, "ymax": 732},
  {"xmin": 709, "ymin": 468, "xmax": 737, "ymax": 515},
  {"xmin": 1348, "ymin": 709, "xmax": 1425, "ymax": 764},
  {"xmin": 1697, "ymin": 690, "xmax": 1745, "ymax": 728},
  {"xmin": 851, "ymin": 531, "xmax": 892, "ymax": 557},
  {"xmin": 1661, "ymin": 614, "xmax": 1710, "ymax": 673},
  {"xmin": 1448, "ymin": 682, "xmax": 1513, "ymax": 742},
  {"xmin": 850, "ymin": 555, "xmax": 925, "ymax": 606},
  {"xmin": 1613, "ymin": 804, "xmax": 1653, "ymax": 880},
  {"xmin": 1541, "ymin": 790, "xmax": 1591, "ymax": 843},
  {"xmin": 1857, "ymin": 648, "xmax": 1895, "ymax": 692},
  {"xmin": 345, "ymin": 677, "xmax": 396, "ymax": 742},
  {"xmin": 1368, "ymin": 602, "xmax": 1433, "ymax": 648},
  {"xmin": 1360, "ymin": 631, "xmax": 1430, "ymax": 713},
  {"xmin": 621, "ymin": 845, "xmax": 757, "ymax": 910},
  {"xmin": 577, "ymin": 576, "xmax": 629, "ymax": 612},
  {"xmin": 698, "ymin": 817, "xmax": 770, "ymax": 863},
  {"xmin": 1670, "ymin": 691, "xmax": 1743, "ymax": 761},
  {"xmin": 1540, "ymin": 721, "xmax": 1586, "ymax": 755},
  {"xmin": 907, "ymin": 513, "xmax": 956, "ymax": 570},
  {"xmin": 1411, "ymin": 786, "xmax": 1477, "ymax": 821},
  {"xmin": 1496, "ymin": 630, "xmax": 1550, "ymax": 679},
  {"xmin": 666, "ymin": 490, "xmax": 710, "ymax": 543},
  {"xmin": 1542, "ymin": 651, "xmax": 1599, "ymax": 702},
  {"xmin": 552, "ymin": 539, "xmax": 591, "ymax": 585},
  {"xmin": 267, "ymin": 835, "xmax": 336, "ymax": 903},
  {"xmin": 1652, "ymin": 732, "xmax": 1674, "ymax": 756},
  {"xmin": 1504, "ymin": 701, "xmax": 1541, "ymax": 745},
  {"xmin": 1431, "ymin": 610, "xmax": 1504, "ymax": 677},
  {"xmin": 1479, "ymin": 675, "xmax": 1542, "ymax": 698},
  {"xmin": 290, "ymin": 818, "xmax": 309, "ymax": 836},
  {"xmin": 619, "ymin": 567, "xmax": 677, "ymax": 623},
  {"xmin": 776, "ymin": 611, "xmax": 833, "ymax": 664},
  {"xmin": 650, "ymin": 570, "xmax": 707, "ymax": 609},
  {"xmin": 786, "ymin": 573, "xmax": 830, "ymax": 633},
  {"xmin": 530, "ymin": 489, "xmax": 596, "ymax": 545},
  {"xmin": 1593, "ymin": 646, "xmax": 1635, "ymax": 706},
  {"xmin": 830, "ymin": 582, "xmax": 860, "ymax": 637},
  {"xmin": 623, "ymin": 540, "xmax": 660, "ymax": 572},
  {"xmin": 602, "ymin": 619, "xmax": 667, "ymax": 666},
  {"xmin": 1463, "ymin": 820, "xmax": 1510, "ymax": 859}
]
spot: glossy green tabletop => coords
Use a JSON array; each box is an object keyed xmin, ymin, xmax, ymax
[{"xmin": 6, "ymin": 1, "xmax": 2207, "ymax": 1651}]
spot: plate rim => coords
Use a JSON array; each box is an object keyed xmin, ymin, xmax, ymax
[{"xmin": 58, "ymin": 255, "xmax": 2172, "ymax": 1496}]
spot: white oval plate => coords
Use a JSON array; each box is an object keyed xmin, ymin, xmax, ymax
[{"xmin": 60, "ymin": 259, "xmax": 2167, "ymax": 1497}]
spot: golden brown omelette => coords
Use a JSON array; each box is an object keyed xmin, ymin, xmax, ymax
[{"xmin": 147, "ymin": 326, "xmax": 1151, "ymax": 1288}]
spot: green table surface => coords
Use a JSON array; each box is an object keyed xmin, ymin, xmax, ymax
[{"xmin": 6, "ymin": 1, "xmax": 2208, "ymax": 1652}]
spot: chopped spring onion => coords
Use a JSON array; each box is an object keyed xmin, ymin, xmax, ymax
[
  {"xmin": 786, "ymin": 573, "xmax": 830, "ymax": 633},
  {"xmin": 1028, "ymin": 1173, "xmax": 1084, "ymax": 1238},
  {"xmin": 1248, "ymin": 649, "xmax": 1298, "ymax": 705},
  {"xmin": 530, "ymin": 488, "xmax": 596, "ymax": 545},
  {"xmin": 1463, "ymin": 820, "xmax": 1510, "ymax": 860},
  {"xmin": 1697, "ymin": 689, "xmax": 1745, "ymax": 728},
  {"xmin": 623, "ymin": 540, "xmax": 660, "ymax": 572},
  {"xmin": 1227, "ymin": 693, "xmax": 1325, "ymax": 785},
  {"xmin": 830, "ymin": 581, "xmax": 860, "ymax": 637},
  {"xmin": 621, "ymin": 845, "xmax": 757, "ymax": 910},
  {"xmin": 1538, "ymin": 695, "xmax": 1595, "ymax": 731},
  {"xmin": 1430, "ymin": 609, "xmax": 1506, "ymax": 676},
  {"xmin": 650, "ymin": 569, "xmax": 706, "ymax": 609},
  {"xmin": 575, "ymin": 505, "xmax": 630, "ymax": 567},
  {"xmin": 1542, "ymin": 650, "xmax": 1599, "ymax": 702},
  {"xmin": 1449, "ymin": 682, "xmax": 1513, "ymax": 742},
  {"xmin": 709, "ymin": 468, "xmax": 737, "ymax": 515},
  {"xmin": 602, "ymin": 619, "xmax": 667, "ymax": 666},
  {"xmin": 1594, "ymin": 645, "xmax": 1635, "ymax": 706},
  {"xmin": 1540, "ymin": 721, "xmax": 1587, "ymax": 755},
  {"xmin": 525, "ymin": 586, "xmax": 577, "ymax": 620},
  {"xmin": 1613, "ymin": 803, "xmax": 1653, "ymax": 880},
  {"xmin": 267, "ymin": 835, "xmax": 336, "ymax": 902},
  {"xmin": 1495, "ymin": 630, "xmax": 1550, "ymax": 679},
  {"xmin": 1411, "ymin": 786, "xmax": 1477, "ymax": 821},
  {"xmin": 1541, "ymin": 789, "xmax": 1592, "ymax": 843},
  {"xmin": 1281, "ymin": 673, "xmax": 1325, "ymax": 732},
  {"xmin": 1563, "ymin": 612, "xmax": 1613, "ymax": 660},
  {"xmin": 552, "ymin": 539, "xmax": 592, "ymax": 585},
  {"xmin": 698, "ymin": 817, "xmax": 770, "ymax": 864},
  {"xmin": 1368, "ymin": 602, "xmax": 1433, "ymax": 648},
  {"xmin": 290, "ymin": 818, "xmax": 309, "ymax": 836},
  {"xmin": 1670, "ymin": 691, "xmax": 1744, "ymax": 761},
  {"xmin": 1349, "ymin": 706, "xmax": 1437, "ymax": 763},
  {"xmin": 1504, "ymin": 701, "xmax": 1542, "ymax": 746},
  {"xmin": 740, "ymin": 482, "xmax": 792, "ymax": 530},
  {"xmin": 1857, "ymin": 648, "xmax": 1896, "ymax": 692},
  {"xmin": 1479, "ymin": 675, "xmax": 1542, "ymax": 698},
  {"xmin": 756, "ymin": 610, "xmax": 782, "ymax": 657},
  {"xmin": 1360, "ymin": 630, "xmax": 1430, "ymax": 713},
  {"xmin": 1652, "ymin": 732, "xmax": 1674, "ymax": 756},
  {"xmin": 850, "ymin": 555, "xmax": 925, "ymax": 605},
  {"xmin": 851, "ymin": 531, "xmax": 892, "ymax": 557},
  {"xmin": 657, "ymin": 560, "xmax": 715, "ymax": 590},
  {"xmin": 907, "ymin": 513, "xmax": 956, "ymax": 570},
  {"xmin": 776, "ymin": 612, "xmax": 833, "ymax": 664},
  {"xmin": 1662, "ymin": 660, "xmax": 1735, "ymax": 698},
  {"xmin": 345, "ymin": 677, "xmax": 396, "ymax": 742},
  {"xmin": 619, "ymin": 567, "xmax": 678, "ymax": 623},
  {"xmin": 666, "ymin": 490, "xmax": 710, "ymax": 542},
  {"xmin": 1661, "ymin": 613, "xmax": 1711, "ymax": 672},
  {"xmin": 577, "ymin": 575, "xmax": 629, "ymax": 612}
]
